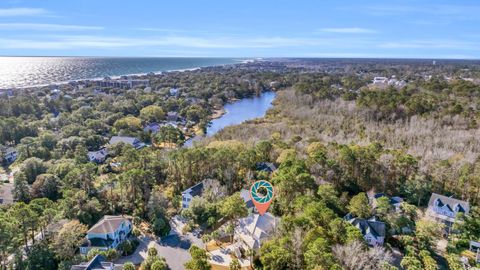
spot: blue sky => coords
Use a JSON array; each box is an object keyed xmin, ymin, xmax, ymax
[{"xmin": 0, "ymin": 0, "xmax": 479, "ymax": 58}]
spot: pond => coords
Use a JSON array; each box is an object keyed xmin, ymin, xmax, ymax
[{"xmin": 184, "ymin": 91, "xmax": 276, "ymax": 147}]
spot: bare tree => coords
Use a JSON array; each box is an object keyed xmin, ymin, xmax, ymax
[{"xmin": 332, "ymin": 240, "xmax": 393, "ymax": 270}]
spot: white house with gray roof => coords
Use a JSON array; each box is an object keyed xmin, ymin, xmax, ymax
[
  {"xmin": 181, "ymin": 182, "xmax": 205, "ymax": 209},
  {"xmin": 234, "ymin": 212, "xmax": 279, "ymax": 251},
  {"xmin": 427, "ymin": 193, "xmax": 470, "ymax": 229},
  {"xmin": 80, "ymin": 215, "xmax": 132, "ymax": 254}
]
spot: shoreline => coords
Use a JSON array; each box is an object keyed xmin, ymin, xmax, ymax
[{"xmin": 2, "ymin": 58, "xmax": 253, "ymax": 90}]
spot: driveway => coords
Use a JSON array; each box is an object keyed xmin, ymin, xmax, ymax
[
  {"xmin": 115, "ymin": 236, "xmax": 151, "ymax": 265},
  {"xmin": 209, "ymin": 242, "xmax": 251, "ymax": 269},
  {"xmin": 0, "ymin": 182, "xmax": 13, "ymax": 205},
  {"xmin": 154, "ymin": 216, "xmax": 204, "ymax": 270},
  {"xmin": 117, "ymin": 216, "xmax": 204, "ymax": 270}
]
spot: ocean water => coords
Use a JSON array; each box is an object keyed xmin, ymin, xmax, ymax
[{"xmin": 0, "ymin": 57, "xmax": 240, "ymax": 89}]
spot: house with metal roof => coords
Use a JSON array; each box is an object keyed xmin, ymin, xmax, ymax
[
  {"xmin": 80, "ymin": 215, "xmax": 132, "ymax": 254},
  {"xmin": 347, "ymin": 216, "xmax": 386, "ymax": 246}
]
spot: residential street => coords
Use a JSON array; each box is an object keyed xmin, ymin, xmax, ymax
[
  {"xmin": 116, "ymin": 216, "xmax": 204, "ymax": 270},
  {"xmin": 155, "ymin": 216, "xmax": 204, "ymax": 270}
]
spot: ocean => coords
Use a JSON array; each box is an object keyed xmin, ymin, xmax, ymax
[{"xmin": 0, "ymin": 57, "xmax": 241, "ymax": 89}]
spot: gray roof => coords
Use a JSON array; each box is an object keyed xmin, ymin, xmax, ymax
[
  {"xmin": 88, "ymin": 215, "xmax": 130, "ymax": 234},
  {"xmin": 348, "ymin": 217, "xmax": 386, "ymax": 238},
  {"xmin": 428, "ymin": 193, "xmax": 470, "ymax": 214},
  {"xmin": 240, "ymin": 189, "xmax": 255, "ymax": 209},
  {"xmin": 109, "ymin": 136, "xmax": 138, "ymax": 145},
  {"xmin": 88, "ymin": 148, "xmax": 108, "ymax": 161},
  {"xmin": 143, "ymin": 123, "xmax": 161, "ymax": 133},
  {"xmin": 70, "ymin": 255, "xmax": 118, "ymax": 270}
]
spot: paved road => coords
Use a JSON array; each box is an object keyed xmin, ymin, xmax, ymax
[
  {"xmin": 116, "ymin": 216, "xmax": 204, "ymax": 270},
  {"xmin": 155, "ymin": 217, "xmax": 204, "ymax": 270}
]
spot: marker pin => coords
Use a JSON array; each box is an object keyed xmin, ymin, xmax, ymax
[{"xmin": 250, "ymin": 180, "xmax": 274, "ymax": 215}]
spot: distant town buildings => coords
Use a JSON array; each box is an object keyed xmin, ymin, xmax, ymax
[
  {"xmin": 169, "ymin": 87, "xmax": 179, "ymax": 96},
  {"xmin": 372, "ymin": 76, "xmax": 407, "ymax": 88},
  {"xmin": 95, "ymin": 78, "xmax": 150, "ymax": 89}
]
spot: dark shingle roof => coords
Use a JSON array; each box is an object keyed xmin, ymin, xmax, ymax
[
  {"xmin": 255, "ymin": 162, "xmax": 276, "ymax": 173},
  {"xmin": 348, "ymin": 217, "xmax": 386, "ymax": 238},
  {"xmin": 70, "ymin": 255, "xmax": 114, "ymax": 270},
  {"xmin": 186, "ymin": 182, "xmax": 204, "ymax": 197}
]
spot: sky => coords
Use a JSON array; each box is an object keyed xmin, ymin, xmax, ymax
[{"xmin": 0, "ymin": 0, "xmax": 479, "ymax": 58}]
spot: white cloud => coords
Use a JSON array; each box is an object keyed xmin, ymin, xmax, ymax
[
  {"xmin": 0, "ymin": 23, "xmax": 103, "ymax": 31},
  {"xmin": 320, "ymin": 27, "xmax": 377, "ymax": 34},
  {"xmin": 378, "ymin": 40, "xmax": 480, "ymax": 50},
  {"xmin": 0, "ymin": 7, "xmax": 48, "ymax": 17},
  {"xmin": 0, "ymin": 35, "xmax": 338, "ymax": 50},
  {"xmin": 134, "ymin": 27, "xmax": 185, "ymax": 33}
]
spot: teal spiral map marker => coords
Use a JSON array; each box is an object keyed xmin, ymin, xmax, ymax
[{"xmin": 250, "ymin": 180, "xmax": 274, "ymax": 215}]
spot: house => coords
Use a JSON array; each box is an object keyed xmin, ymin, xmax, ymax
[
  {"xmin": 469, "ymin": 241, "xmax": 480, "ymax": 263},
  {"xmin": 96, "ymin": 79, "xmax": 149, "ymax": 89},
  {"xmin": 169, "ymin": 87, "xmax": 179, "ymax": 96},
  {"xmin": 109, "ymin": 136, "xmax": 145, "ymax": 149},
  {"xmin": 234, "ymin": 212, "xmax": 279, "ymax": 251},
  {"xmin": 255, "ymin": 162, "xmax": 276, "ymax": 173},
  {"xmin": 347, "ymin": 216, "xmax": 386, "ymax": 246},
  {"xmin": 3, "ymin": 148, "xmax": 17, "ymax": 164},
  {"xmin": 143, "ymin": 123, "xmax": 161, "ymax": 134},
  {"xmin": 80, "ymin": 215, "xmax": 132, "ymax": 254},
  {"xmin": 373, "ymin": 77, "xmax": 388, "ymax": 84},
  {"xmin": 87, "ymin": 148, "xmax": 108, "ymax": 163},
  {"xmin": 167, "ymin": 111, "xmax": 180, "ymax": 122},
  {"xmin": 71, "ymin": 255, "xmax": 123, "ymax": 270},
  {"xmin": 181, "ymin": 182, "xmax": 204, "ymax": 209},
  {"xmin": 427, "ymin": 193, "xmax": 470, "ymax": 230},
  {"xmin": 370, "ymin": 193, "xmax": 403, "ymax": 212},
  {"xmin": 240, "ymin": 189, "xmax": 255, "ymax": 210}
]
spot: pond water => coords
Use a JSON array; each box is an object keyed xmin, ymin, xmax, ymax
[{"xmin": 185, "ymin": 91, "xmax": 276, "ymax": 146}]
